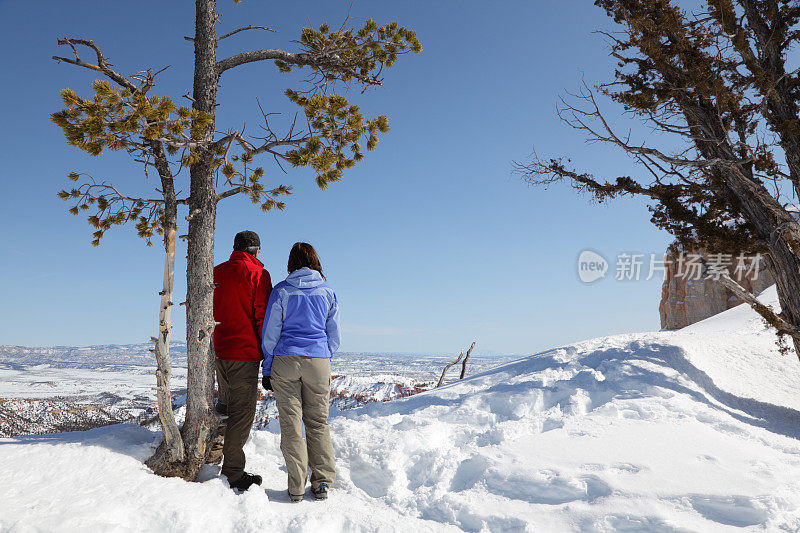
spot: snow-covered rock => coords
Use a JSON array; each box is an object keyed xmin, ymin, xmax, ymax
[{"xmin": 2, "ymin": 286, "xmax": 800, "ymax": 531}]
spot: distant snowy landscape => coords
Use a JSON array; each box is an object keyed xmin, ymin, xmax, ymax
[
  {"xmin": 0, "ymin": 344, "xmax": 508, "ymax": 437},
  {"xmin": 3, "ymin": 286, "xmax": 800, "ymax": 531}
]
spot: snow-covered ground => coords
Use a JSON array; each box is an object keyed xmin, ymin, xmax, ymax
[{"xmin": 2, "ymin": 286, "xmax": 800, "ymax": 531}]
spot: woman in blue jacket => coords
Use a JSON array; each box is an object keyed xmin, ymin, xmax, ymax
[{"xmin": 261, "ymin": 242, "xmax": 340, "ymax": 502}]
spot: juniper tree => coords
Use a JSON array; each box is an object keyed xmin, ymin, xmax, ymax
[
  {"xmin": 52, "ymin": 0, "xmax": 421, "ymax": 480},
  {"xmin": 517, "ymin": 0, "xmax": 800, "ymax": 356}
]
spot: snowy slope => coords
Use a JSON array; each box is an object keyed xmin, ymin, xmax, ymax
[{"xmin": 2, "ymin": 286, "xmax": 800, "ymax": 531}]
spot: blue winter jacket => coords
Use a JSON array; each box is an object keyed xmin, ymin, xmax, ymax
[{"xmin": 261, "ymin": 267, "xmax": 340, "ymax": 376}]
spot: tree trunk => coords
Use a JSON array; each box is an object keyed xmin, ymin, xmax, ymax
[
  {"xmin": 718, "ymin": 170, "xmax": 800, "ymax": 356},
  {"xmin": 146, "ymin": 0, "xmax": 219, "ymax": 481},
  {"xmin": 144, "ymin": 136, "xmax": 186, "ymax": 473},
  {"xmin": 145, "ymin": 225, "xmax": 185, "ymax": 468},
  {"xmin": 734, "ymin": 1, "xmax": 800, "ymax": 357},
  {"xmin": 685, "ymin": 105, "xmax": 800, "ymax": 358},
  {"xmin": 176, "ymin": 0, "xmax": 220, "ymax": 480},
  {"xmin": 718, "ymin": 174, "xmax": 800, "ymax": 357},
  {"xmin": 765, "ymin": 243, "xmax": 800, "ymax": 358}
]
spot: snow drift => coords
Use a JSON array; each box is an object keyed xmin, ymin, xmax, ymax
[{"xmin": 2, "ymin": 286, "xmax": 800, "ymax": 531}]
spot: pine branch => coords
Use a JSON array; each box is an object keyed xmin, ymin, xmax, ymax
[
  {"xmin": 216, "ymin": 18, "xmax": 421, "ymax": 90},
  {"xmin": 216, "ymin": 186, "xmax": 246, "ymax": 200},
  {"xmin": 217, "ymin": 48, "xmax": 316, "ymax": 75}
]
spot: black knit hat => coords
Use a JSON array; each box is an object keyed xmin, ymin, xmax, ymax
[{"xmin": 233, "ymin": 230, "xmax": 260, "ymax": 251}]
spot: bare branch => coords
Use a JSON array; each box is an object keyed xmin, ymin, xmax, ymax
[
  {"xmin": 436, "ymin": 350, "xmax": 464, "ymax": 388},
  {"xmin": 459, "ymin": 341, "xmax": 476, "ymax": 380},
  {"xmin": 558, "ymin": 84, "xmax": 747, "ymax": 171},
  {"xmin": 217, "ymin": 25, "xmax": 277, "ymax": 41},
  {"xmin": 53, "ymin": 38, "xmax": 150, "ymax": 94},
  {"xmin": 212, "ymin": 126, "xmax": 310, "ymax": 161}
]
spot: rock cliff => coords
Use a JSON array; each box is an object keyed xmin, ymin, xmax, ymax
[{"xmin": 659, "ymin": 249, "xmax": 773, "ymax": 330}]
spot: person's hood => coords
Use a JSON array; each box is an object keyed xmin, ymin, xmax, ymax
[
  {"xmin": 286, "ymin": 267, "xmax": 324, "ymax": 288},
  {"xmin": 229, "ymin": 250, "xmax": 263, "ymax": 267}
]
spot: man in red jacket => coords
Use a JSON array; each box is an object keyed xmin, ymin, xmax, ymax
[{"xmin": 213, "ymin": 230, "xmax": 272, "ymax": 491}]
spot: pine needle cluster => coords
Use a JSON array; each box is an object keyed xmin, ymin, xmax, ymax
[
  {"xmin": 275, "ymin": 19, "xmax": 421, "ymax": 87},
  {"xmin": 283, "ymin": 91, "xmax": 389, "ymax": 188},
  {"xmin": 219, "ymin": 148, "xmax": 293, "ymax": 212},
  {"xmin": 51, "ymin": 80, "xmax": 211, "ymax": 157}
]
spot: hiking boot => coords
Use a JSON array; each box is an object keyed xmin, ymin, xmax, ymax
[
  {"xmin": 288, "ymin": 491, "xmax": 303, "ymax": 503},
  {"xmin": 312, "ymin": 483, "xmax": 328, "ymax": 500},
  {"xmin": 229, "ymin": 472, "xmax": 262, "ymax": 492}
]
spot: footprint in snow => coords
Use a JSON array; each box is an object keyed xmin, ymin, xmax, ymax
[
  {"xmin": 687, "ymin": 494, "xmax": 768, "ymax": 527},
  {"xmin": 695, "ymin": 454, "xmax": 718, "ymax": 463}
]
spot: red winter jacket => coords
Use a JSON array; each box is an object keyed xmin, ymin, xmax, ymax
[{"xmin": 213, "ymin": 251, "xmax": 272, "ymax": 362}]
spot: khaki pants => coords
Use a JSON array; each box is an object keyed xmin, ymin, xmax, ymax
[
  {"xmin": 271, "ymin": 355, "xmax": 336, "ymax": 495},
  {"xmin": 215, "ymin": 358, "xmax": 260, "ymax": 483}
]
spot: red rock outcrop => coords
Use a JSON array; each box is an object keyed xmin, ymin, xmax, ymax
[{"xmin": 659, "ymin": 249, "xmax": 773, "ymax": 330}]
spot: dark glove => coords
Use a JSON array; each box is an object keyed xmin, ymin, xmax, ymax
[{"xmin": 262, "ymin": 376, "xmax": 272, "ymax": 391}]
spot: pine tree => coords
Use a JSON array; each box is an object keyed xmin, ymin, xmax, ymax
[
  {"xmin": 517, "ymin": 0, "xmax": 800, "ymax": 356},
  {"xmin": 51, "ymin": 0, "xmax": 421, "ymax": 480}
]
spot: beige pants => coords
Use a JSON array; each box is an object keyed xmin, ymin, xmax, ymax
[{"xmin": 271, "ymin": 355, "xmax": 336, "ymax": 495}]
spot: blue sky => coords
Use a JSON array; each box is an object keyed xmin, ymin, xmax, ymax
[{"xmin": 0, "ymin": 0, "xmax": 673, "ymax": 355}]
